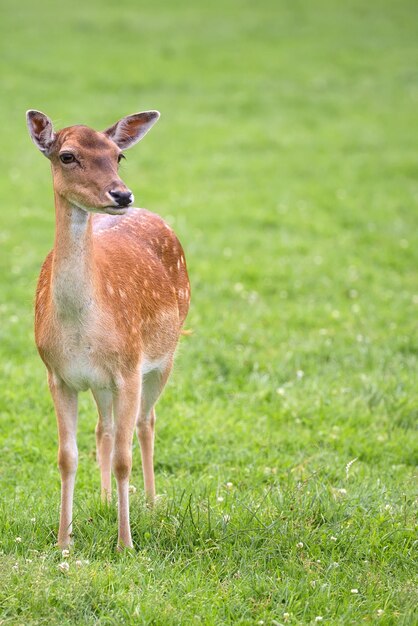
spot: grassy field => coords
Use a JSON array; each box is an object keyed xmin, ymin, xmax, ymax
[{"xmin": 0, "ymin": 0, "xmax": 417, "ymax": 623}]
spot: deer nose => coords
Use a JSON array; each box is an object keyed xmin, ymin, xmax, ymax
[{"xmin": 109, "ymin": 190, "xmax": 133, "ymax": 207}]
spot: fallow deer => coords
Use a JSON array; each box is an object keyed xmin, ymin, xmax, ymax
[{"xmin": 26, "ymin": 109, "xmax": 190, "ymax": 549}]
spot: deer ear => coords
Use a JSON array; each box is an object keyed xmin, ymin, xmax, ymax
[
  {"xmin": 26, "ymin": 110, "xmax": 55, "ymax": 156},
  {"xmin": 104, "ymin": 111, "xmax": 160, "ymax": 150}
]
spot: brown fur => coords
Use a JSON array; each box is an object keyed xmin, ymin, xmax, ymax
[{"xmin": 35, "ymin": 208, "xmax": 190, "ymax": 383}]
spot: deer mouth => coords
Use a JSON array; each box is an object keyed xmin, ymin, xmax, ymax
[{"xmin": 102, "ymin": 205, "xmax": 130, "ymax": 215}]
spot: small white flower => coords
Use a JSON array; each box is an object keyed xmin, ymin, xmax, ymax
[
  {"xmin": 330, "ymin": 536, "xmax": 337, "ymax": 542},
  {"xmin": 30, "ymin": 518, "xmax": 36, "ymax": 523},
  {"xmin": 62, "ymin": 549, "xmax": 70, "ymax": 558},
  {"xmin": 258, "ymin": 621, "xmax": 264, "ymax": 625},
  {"xmin": 315, "ymin": 617, "xmax": 323, "ymax": 623},
  {"xmin": 225, "ymin": 482, "xmax": 233, "ymax": 489},
  {"xmin": 377, "ymin": 609, "xmax": 384, "ymax": 617},
  {"xmin": 26, "ymin": 558, "xmax": 33, "ymax": 563},
  {"xmin": 217, "ymin": 496, "xmax": 224, "ymax": 502},
  {"xmin": 223, "ymin": 514, "xmax": 231, "ymax": 523},
  {"xmin": 296, "ymin": 541, "xmax": 304, "ymax": 548},
  {"xmin": 283, "ymin": 612, "xmax": 290, "ymax": 622},
  {"xmin": 351, "ymin": 588, "xmax": 359, "ymax": 594},
  {"xmin": 345, "ymin": 457, "xmax": 358, "ymax": 479},
  {"xmin": 337, "ymin": 488, "xmax": 347, "ymax": 495},
  {"xmin": 15, "ymin": 537, "xmax": 22, "ymax": 543},
  {"xmin": 58, "ymin": 562, "xmax": 69, "ymax": 573},
  {"xmin": 276, "ymin": 386, "xmax": 286, "ymax": 396},
  {"xmin": 296, "ymin": 369, "xmax": 304, "ymax": 379},
  {"xmin": 129, "ymin": 485, "xmax": 137, "ymax": 494}
]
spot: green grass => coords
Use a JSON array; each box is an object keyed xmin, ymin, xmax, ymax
[{"xmin": 0, "ymin": 0, "xmax": 417, "ymax": 623}]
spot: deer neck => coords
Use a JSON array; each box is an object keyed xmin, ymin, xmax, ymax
[{"xmin": 51, "ymin": 192, "xmax": 97, "ymax": 320}]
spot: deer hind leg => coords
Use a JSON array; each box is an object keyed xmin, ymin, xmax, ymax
[
  {"xmin": 92, "ymin": 389, "xmax": 113, "ymax": 503},
  {"xmin": 48, "ymin": 373, "xmax": 78, "ymax": 549},
  {"xmin": 137, "ymin": 361, "xmax": 173, "ymax": 505},
  {"xmin": 112, "ymin": 378, "xmax": 141, "ymax": 549}
]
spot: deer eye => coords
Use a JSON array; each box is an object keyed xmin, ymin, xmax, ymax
[
  {"xmin": 60, "ymin": 152, "xmax": 76, "ymax": 164},
  {"xmin": 118, "ymin": 153, "xmax": 126, "ymax": 164}
]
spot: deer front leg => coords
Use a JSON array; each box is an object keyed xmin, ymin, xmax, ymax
[
  {"xmin": 48, "ymin": 372, "xmax": 78, "ymax": 549},
  {"xmin": 112, "ymin": 378, "xmax": 141, "ymax": 549}
]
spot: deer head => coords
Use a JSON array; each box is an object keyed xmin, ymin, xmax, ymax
[{"xmin": 26, "ymin": 110, "xmax": 160, "ymax": 215}]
